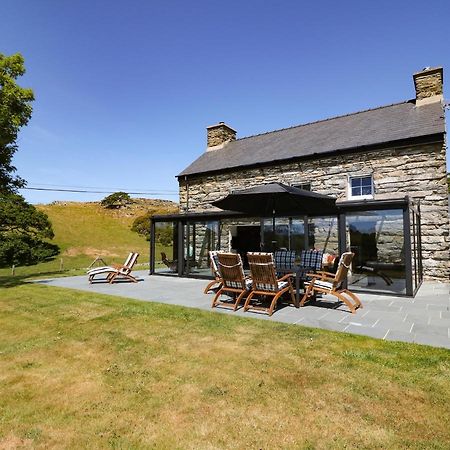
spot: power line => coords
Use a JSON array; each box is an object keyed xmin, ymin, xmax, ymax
[
  {"xmin": 26, "ymin": 182, "xmax": 178, "ymax": 193},
  {"xmin": 20, "ymin": 187, "xmax": 178, "ymax": 195}
]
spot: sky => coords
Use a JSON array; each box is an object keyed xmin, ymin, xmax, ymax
[{"xmin": 2, "ymin": 0, "xmax": 449, "ymax": 204}]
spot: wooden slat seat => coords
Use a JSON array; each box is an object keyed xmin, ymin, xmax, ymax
[
  {"xmin": 204, "ymin": 251, "xmax": 224, "ymax": 294},
  {"xmin": 300, "ymin": 252, "xmax": 362, "ymax": 313},
  {"xmin": 244, "ymin": 252, "xmax": 295, "ymax": 316},
  {"xmin": 211, "ymin": 253, "xmax": 252, "ymax": 311}
]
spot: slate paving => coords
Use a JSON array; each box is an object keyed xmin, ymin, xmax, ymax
[{"xmin": 36, "ymin": 271, "xmax": 450, "ymax": 349}]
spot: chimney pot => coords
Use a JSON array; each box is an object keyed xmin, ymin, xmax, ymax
[
  {"xmin": 206, "ymin": 122, "xmax": 236, "ymax": 150},
  {"xmin": 413, "ymin": 67, "xmax": 443, "ymax": 106}
]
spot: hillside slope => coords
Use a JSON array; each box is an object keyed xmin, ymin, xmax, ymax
[
  {"xmin": 0, "ymin": 199, "xmax": 178, "ymax": 277},
  {"xmin": 40, "ymin": 199, "xmax": 177, "ymax": 261}
]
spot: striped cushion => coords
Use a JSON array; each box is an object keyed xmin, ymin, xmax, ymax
[
  {"xmin": 87, "ymin": 266, "xmax": 116, "ymax": 275},
  {"xmin": 87, "ymin": 266, "xmax": 112, "ymax": 274},
  {"xmin": 305, "ymin": 280, "xmax": 333, "ymax": 290}
]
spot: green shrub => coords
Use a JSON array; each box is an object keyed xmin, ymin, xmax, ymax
[{"xmin": 100, "ymin": 192, "xmax": 132, "ymax": 209}]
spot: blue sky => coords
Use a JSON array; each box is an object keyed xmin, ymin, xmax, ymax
[{"xmin": 2, "ymin": 0, "xmax": 449, "ymax": 204}]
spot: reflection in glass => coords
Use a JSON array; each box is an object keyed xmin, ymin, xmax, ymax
[
  {"xmin": 154, "ymin": 221, "xmax": 177, "ymax": 274},
  {"xmin": 184, "ymin": 221, "xmax": 219, "ymax": 276},
  {"xmin": 262, "ymin": 218, "xmax": 306, "ymax": 254},
  {"xmin": 308, "ymin": 216, "xmax": 339, "ymax": 260},
  {"xmin": 346, "ymin": 209, "xmax": 406, "ymax": 294}
]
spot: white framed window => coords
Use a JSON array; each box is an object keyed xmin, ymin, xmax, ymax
[
  {"xmin": 292, "ymin": 182, "xmax": 311, "ymax": 191},
  {"xmin": 348, "ymin": 175, "xmax": 373, "ymax": 200}
]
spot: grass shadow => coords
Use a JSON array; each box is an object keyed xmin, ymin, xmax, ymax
[{"xmin": 0, "ymin": 270, "xmax": 82, "ymax": 288}]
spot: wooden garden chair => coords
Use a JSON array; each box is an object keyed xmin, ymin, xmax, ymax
[
  {"xmin": 87, "ymin": 252, "xmax": 139, "ymax": 283},
  {"xmin": 211, "ymin": 253, "xmax": 252, "ymax": 311},
  {"xmin": 300, "ymin": 252, "xmax": 362, "ymax": 313},
  {"xmin": 204, "ymin": 250, "xmax": 223, "ymax": 294},
  {"xmin": 244, "ymin": 252, "xmax": 295, "ymax": 316}
]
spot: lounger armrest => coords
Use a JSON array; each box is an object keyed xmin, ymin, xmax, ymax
[{"xmin": 316, "ymin": 270, "xmax": 336, "ymax": 278}]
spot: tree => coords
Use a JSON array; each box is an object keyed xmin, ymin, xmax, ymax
[
  {"xmin": 131, "ymin": 212, "xmax": 151, "ymax": 239},
  {"xmin": 0, "ymin": 193, "xmax": 59, "ymax": 266},
  {"xmin": 131, "ymin": 203, "xmax": 179, "ymax": 241},
  {"xmin": 0, "ymin": 53, "xmax": 34, "ymax": 192},
  {"xmin": 0, "ymin": 53, "xmax": 58, "ymax": 267},
  {"xmin": 100, "ymin": 191, "xmax": 132, "ymax": 209}
]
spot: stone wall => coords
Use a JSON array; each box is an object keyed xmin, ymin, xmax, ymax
[
  {"xmin": 206, "ymin": 123, "xmax": 236, "ymax": 148},
  {"xmin": 414, "ymin": 68, "xmax": 443, "ymax": 101},
  {"xmin": 179, "ymin": 142, "xmax": 450, "ymax": 280}
]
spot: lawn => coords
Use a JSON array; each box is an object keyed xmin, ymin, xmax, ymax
[{"xmin": 0, "ymin": 279, "xmax": 449, "ymax": 449}]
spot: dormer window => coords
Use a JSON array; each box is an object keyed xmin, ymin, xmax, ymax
[{"xmin": 349, "ymin": 175, "xmax": 373, "ymax": 200}]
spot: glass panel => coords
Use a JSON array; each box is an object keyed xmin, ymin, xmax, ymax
[
  {"xmin": 307, "ymin": 216, "xmax": 339, "ymax": 270},
  {"xmin": 261, "ymin": 217, "xmax": 306, "ymax": 256},
  {"xmin": 410, "ymin": 205, "xmax": 423, "ymax": 291},
  {"xmin": 220, "ymin": 218, "xmax": 261, "ymax": 269},
  {"xmin": 154, "ymin": 221, "xmax": 178, "ymax": 275},
  {"xmin": 346, "ymin": 209, "xmax": 406, "ymax": 294},
  {"xmin": 352, "ymin": 186, "xmax": 360, "ymax": 197},
  {"xmin": 361, "ymin": 176, "xmax": 372, "ymax": 186},
  {"xmin": 184, "ymin": 221, "xmax": 219, "ymax": 276},
  {"xmin": 262, "ymin": 218, "xmax": 289, "ymax": 251},
  {"xmin": 291, "ymin": 219, "xmax": 306, "ymax": 254},
  {"xmin": 410, "ymin": 207, "xmax": 417, "ymax": 291},
  {"xmin": 362, "ymin": 185, "xmax": 372, "ymax": 195}
]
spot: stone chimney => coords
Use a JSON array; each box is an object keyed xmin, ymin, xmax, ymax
[
  {"xmin": 206, "ymin": 122, "xmax": 236, "ymax": 151},
  {"xmin": 413, "ymin": 67, "xmax": 443, "ymax": 106}
]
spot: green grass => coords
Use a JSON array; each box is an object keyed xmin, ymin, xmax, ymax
[
  {"xmin": 0, "ymin": 200, "xmax": 176, "ymax": 279},
  {"xmin": 0, "ymin": 279, "xmax": 449, "ymax": 449}
]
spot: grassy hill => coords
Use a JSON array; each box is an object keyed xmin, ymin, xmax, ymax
[{"xmin": 0, "ymin": 198, "xmax": 178, "ymax": 278}]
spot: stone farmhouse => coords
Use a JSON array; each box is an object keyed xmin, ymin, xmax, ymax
[{"xmin": 151, "ymin": 67, "xmax": 449, "ymax": 297}]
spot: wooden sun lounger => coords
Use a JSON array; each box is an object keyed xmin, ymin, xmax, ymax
[{"xmin": 88, "ymin": 252, "xmax": 139, "ymax": 284}]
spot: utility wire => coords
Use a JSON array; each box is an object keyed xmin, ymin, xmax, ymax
[
  {"xmin": 20, "ymin": 187, "xmax": 178, "ymax": 195},
  {"xmin": 25, "ymin": 182, "xmax": 177, "ymax": 193}
]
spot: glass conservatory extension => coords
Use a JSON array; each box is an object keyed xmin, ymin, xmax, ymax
[{"xmin": 150, "ymin": 197, "xmax": 422, "ymax": 297}]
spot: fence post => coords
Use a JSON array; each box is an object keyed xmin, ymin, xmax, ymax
[
  {"xmin": 11, "ymin": 264, "xmax": 15, "ymax": 276},
  {"xmin": 60, "ymin": 258, "xmax": 64, "ymax": 271}
]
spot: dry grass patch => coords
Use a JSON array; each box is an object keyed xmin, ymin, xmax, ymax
[{"xmin": 0, "ymin": 282, "xmax": 449, "ymax": 449}]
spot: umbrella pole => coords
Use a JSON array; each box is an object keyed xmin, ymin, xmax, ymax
[{"xmin": 272, "ymin": 208, "xmax": 276, "ymax": 251}]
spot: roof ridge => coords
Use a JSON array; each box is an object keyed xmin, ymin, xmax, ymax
[{"xmin": 235, "ymin": 100, "xmax": 412, "ymax": 142}]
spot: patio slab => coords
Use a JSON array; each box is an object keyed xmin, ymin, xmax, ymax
[{"xmin": 34, "ymin": 272, "xmax": 450, "ymax": 350}]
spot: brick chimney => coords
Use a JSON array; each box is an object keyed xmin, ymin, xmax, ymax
[
  {"xmin": 206, "ymin": 122, "xmax": 236, "ymax": 151},
  {"xmin": 413, "ymin": 67, "xmax": 443, "ymax": 106}
]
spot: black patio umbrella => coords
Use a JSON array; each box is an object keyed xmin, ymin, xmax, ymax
[{"xmin": 211, "ymin": 182, "xmax": 337, "ymax": 218}]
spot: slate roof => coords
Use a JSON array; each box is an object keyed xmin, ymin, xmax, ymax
[{"xmin": 178, "ymin": 100, "xmax": 445, "ymax": 177}]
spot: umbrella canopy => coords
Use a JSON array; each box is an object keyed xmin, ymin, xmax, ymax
[{"xmin": 211, "ymin": 182, "xmax": 337, "ymax": 217}]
